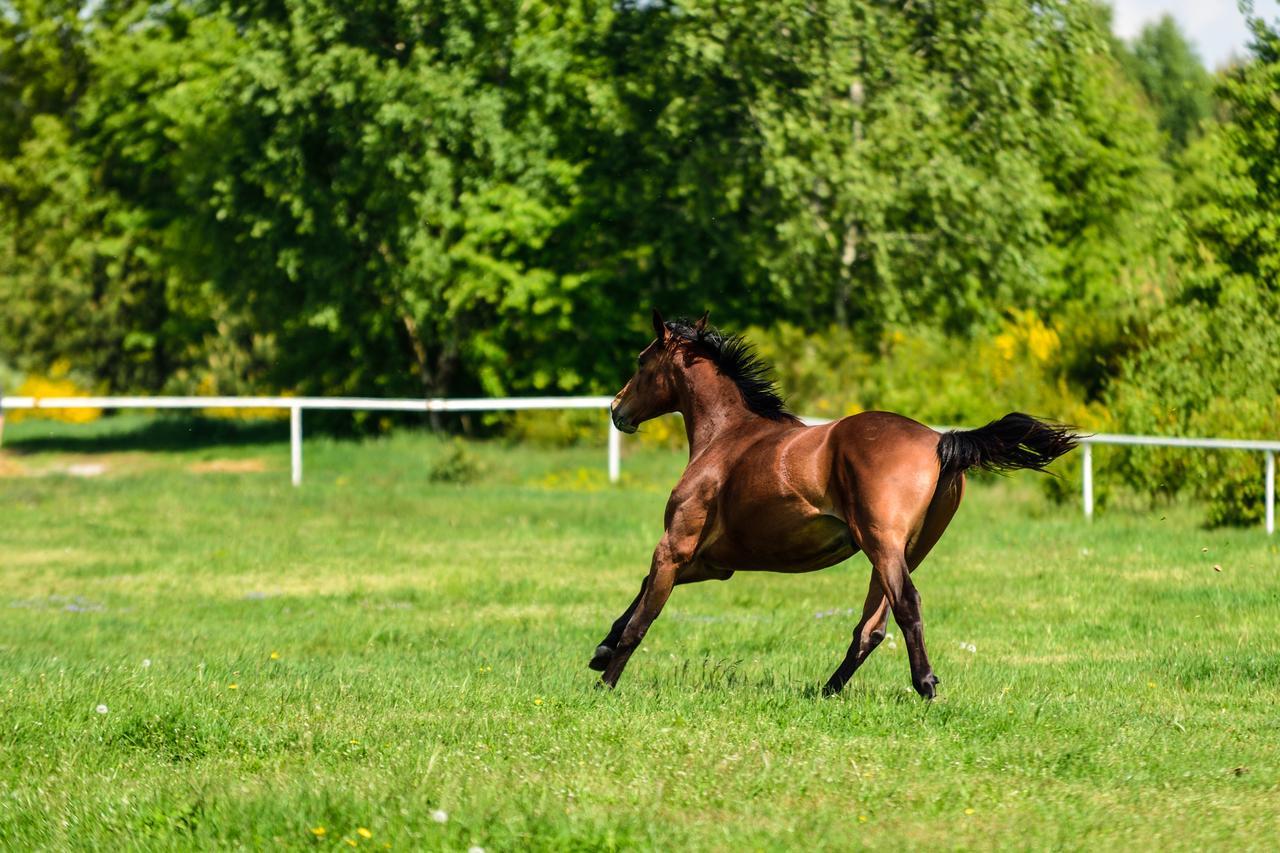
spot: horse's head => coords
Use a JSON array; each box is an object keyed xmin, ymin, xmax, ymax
[{"xmin": 610, "ymin": 309, "xmax": 707, "ymax": 434}]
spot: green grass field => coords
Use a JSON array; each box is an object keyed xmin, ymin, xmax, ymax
[{"xmin": 2, "ymin": 415, "xmax": 1278, "ymax": 850}]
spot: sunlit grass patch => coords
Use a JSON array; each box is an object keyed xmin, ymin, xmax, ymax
[{"xmin": 1, "ymin": 416, "xmax": 1277, "ymax": 849}]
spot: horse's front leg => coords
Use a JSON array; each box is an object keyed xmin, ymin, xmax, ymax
[
  {"xmin": 588, "ymin": 578, "xmax": 648, "ymax": 672},
  {"xmin": 600, "ymin": 536, "xmax": 689, "ymax": 689},
  {"xmin": 590, "ymin": 565, "xmax": 733, "ymax": 672}
]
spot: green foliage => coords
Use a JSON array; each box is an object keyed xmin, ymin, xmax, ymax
[
  {"xmin": 507, "ymin": 409, "xmax": 607, "ymax": 448},
  {"xmin": 428, "ymin": 438, "xmax": 483, "ymax": 483},
  {"xmin": 1116, "ymin": 15, "xmax": 1214, "ymax": 156},
  {"xmin": 1, "ymin": 0, "xmax": 1175, "ymax": 395},
  {"xmin": 1107, "ymin": 13, "xmax": 1280, "ymax": 526},
  {"xmin": 750, "ymin": 313, "xmax": 1108, "ymax": 430}
]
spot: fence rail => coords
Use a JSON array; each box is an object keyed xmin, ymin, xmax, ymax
[{"xmin": 1, "ymin": 396, "xmax": 1274, "ymax": 534}]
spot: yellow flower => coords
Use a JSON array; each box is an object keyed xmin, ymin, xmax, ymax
[
  {"xmin": 270, "ymin": 651, "xmax": 281, "ymax": 660},
  {"xmin": 310, "ymin": 826, "xmax": 327, "ymax": 837},
  {"xmin": 533, "ymin": 697, "xmax": 543, "ymax": 706},
  {"xmin": 858, "ymin": 815, "xmax": 868, "ymax": 823},
  {"xmin": 227, "ymin": 683, "xmax": 239, "ymax": 690},
  {"xmin": 964, "ymin": 808, "xmax": 975, "ymax": 816},
  {"xmin": 345, "ymin": 839, "xmax": 357, "ymax": 847},
  {"xmin": 357, "ymin": 828, "xmax": 372, "ymax": 839}
]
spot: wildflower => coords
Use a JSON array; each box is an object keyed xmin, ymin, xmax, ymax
[
  {"xmin": 1147, "ymin": 681, "xmax": 1157, "ymax": 689},
  {"xmin": 964, "ymin": 808, "xmax": 975, "ymax": 816},
  {"xmin": 533, "ymin": 697, "xmax": 543, "ymax": 706},
  {"xmin": 357, "ymin": 828, "xmax": 372, "ymax": 839},
  {"xmin": 857, "ymin": 815, "xmax": 868, "ymax": 823},
  {"xmin": 345, "ymin": 840, "xmax": 357, "ymax": 847},
  {"xmin": 270, "ymin": 651, "xmax": 281, "ymax": 660},
  {"xmin": 95, "ymin": 704, "xmax": 108, "ymax": 715},
  {"xmin": 141, "ymin": 659, "xmax": 152, "ymax": 668},
  {"xmin": 430, "ymin": 809, "xmax": 448, "ymax": 824},
  {"xmin": 228, "ymin": 683, "xmax": 239, "ymax": 690},
  {"xmin": 310, "ymin": 826, "xmax": 327, "ymax": 837}
]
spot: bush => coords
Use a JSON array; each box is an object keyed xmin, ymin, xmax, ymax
[
  {"xmin": 507, "ymin": 409, "xmax": 608, "ymax": 447},
  {"xmin": 9, "ymin": 360, "xmax": 102, "ymax": 424},
  {"xmin": 428, "ymin": 440, "xmax": 483, "ymax": 484},
  {"xmin": 749, "ymin": 313, "xmax": 1109, "ymax": 431}
]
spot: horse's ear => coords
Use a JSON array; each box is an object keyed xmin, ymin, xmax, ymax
[
  {"xmin": 651, "ymin": 308, "xmax": 667, "ymax": 341},
  {"xmin": 693, "ymin": 311, "xmax": 709, "ymax": 334}
]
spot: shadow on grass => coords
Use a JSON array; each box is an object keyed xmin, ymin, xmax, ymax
[{"xmin": 6, "ymin": 415, "xmax": 288, "ymax": 455}]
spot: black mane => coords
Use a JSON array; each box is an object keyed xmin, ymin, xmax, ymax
[{"xmin": 665, "ymin": 319, "xmax": 800, "ymax": 423}]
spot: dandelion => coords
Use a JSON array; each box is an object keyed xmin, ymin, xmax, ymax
[
  {"xmin": 270, "ymin": 651, "xmax": 281, "ymax": 660},
  {"xmin": 430, "ymin": 809, "xmax": 448, "ymax": 824},
  {"xmin": 533, "ymin": 697, "xmax": 543, "ymax": 706},
  {"xmin": 357, "ymin": 828, "xmax": 372, "ymax": 839},
  {"xmin": 141, "ymin": 659, "xmax": 152, "ymax": 668},
  {"xmin": 964, "ymin": 808, "xmax": 975, "ymax": 816},
  {"xmin": 1147, "ymin": 681, "xmax": 1157, "ymax": 689},
  {"xmin": 228, "ymin": 683, "xmax": 239, "ymax": 690},
  {"xmin": 310, "ymin": 826, "xmax": 327, "ymax": 837},
  {"xmin": 95, "ymin": 704, "xmax": 108, "ymax": 715},
  {"xmin": 857, "ymin": 815, "xmax": 868, "ymax": 823}
]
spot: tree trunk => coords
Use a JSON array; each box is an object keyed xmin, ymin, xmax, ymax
[{"xmin": 401, "ymin": 313, "xmax": 443, "ymax": 432}]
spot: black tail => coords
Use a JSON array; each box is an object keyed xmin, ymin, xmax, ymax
[{"xmin": 937, "ymin": 413, "xmax": 1078, "ymax": 476}]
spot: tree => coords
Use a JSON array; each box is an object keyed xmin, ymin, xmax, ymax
[
  {"xmin": 1109, "ymin": 12, "xmax": 1280, "ymax": 525},
  {"xmin": 1117, "ymin": 14, "xmax": 1214, "ymax": 156}
]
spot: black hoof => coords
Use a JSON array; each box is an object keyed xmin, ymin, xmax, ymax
[
  {"xmin": 588, "ymin": 644, "xmax": 613, "ymax": 672},
  {"xmin": 914, "ymin": 673, "xmax": 940, "ymax": 700}
]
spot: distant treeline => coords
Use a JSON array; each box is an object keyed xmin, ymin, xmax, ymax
[{"xmin": 1, "ymin": 2, "xmax": 1278, "ymax": 521}]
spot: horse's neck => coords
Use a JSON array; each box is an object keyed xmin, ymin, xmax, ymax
[{"xmin": 677, "ymin": 367, "xmax": 757, "ymax": 456}]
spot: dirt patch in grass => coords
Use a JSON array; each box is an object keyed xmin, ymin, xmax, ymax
[{"xmin": 189, "ymin": 458, "xmax": 268, "ymax": 474}]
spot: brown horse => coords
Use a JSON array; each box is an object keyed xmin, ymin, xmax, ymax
[{"xmin": 591, "ymin": 310, "xmax": 1077, "ymax": 698}]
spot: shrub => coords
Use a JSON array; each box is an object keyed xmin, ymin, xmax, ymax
[
  {"xmin": 428, "ymin": 439, "xmax": 483, "ymax": 484},
  {"xmin": 9, "ymin": 360, "xmax": 101, "ymax": 423}
]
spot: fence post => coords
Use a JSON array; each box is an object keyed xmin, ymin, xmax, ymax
[
  {"xmin": 1082, "ymin": 442, "xmax": 1093, "ymax": 521},
  {"xmin": 290, "ymin": 405, "xmax": 303, "ymax": 487},
  {"xmin": 1266, "ymin": 450, "xmax": 1275, "ymax": 536},
  {"xmin": 608, "ymin": 418, "xmax": 621, "ymax": 483}
]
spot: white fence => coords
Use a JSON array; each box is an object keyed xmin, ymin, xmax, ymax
[{"xmin": 1, "ymin": 396, "xmax": 1275, "ymax": 534}]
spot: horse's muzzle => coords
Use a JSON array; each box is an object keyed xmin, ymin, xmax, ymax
[
  {"xmin": 610, "ymin": 402, "xmax": 638, "ymax": 434},
  {"xmin": 611, "ymin": 412, "xmax": 638, "ymax": 434}
]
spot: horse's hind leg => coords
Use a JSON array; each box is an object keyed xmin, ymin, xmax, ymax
[
  {"xmin": 822, "ymin": 573, "xmax": 889, "ymax": 695},
  {"xmin": 870, "ymin": 543, "xmax": 938, "ymax": 698},
  {"xmin": 826, "ymin": 473, "xmax": 964, "ymax": 697}
]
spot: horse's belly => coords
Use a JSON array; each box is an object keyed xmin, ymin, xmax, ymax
[{"xmin": 704, "ymin": 514, "xmax": 856, "ymax": 573}]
